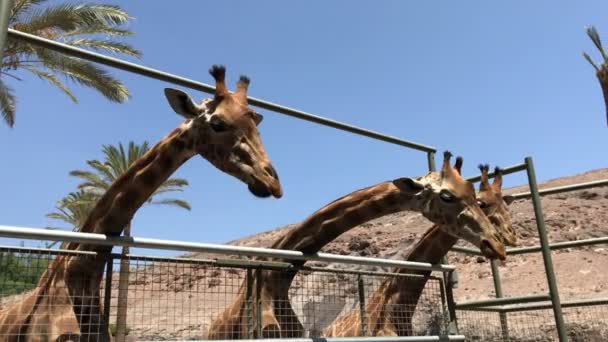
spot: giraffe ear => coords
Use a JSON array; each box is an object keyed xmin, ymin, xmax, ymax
[
  {"xmin": 251, "ymin": 112, "xmax": 264, "ymax": 126},
  {"xmin": 393, "ymin": 177, "xmax": 425, "ymax": 193},
  {"xmin": 503, "ymin": 195, "xmax": 516, "ymax": 205},
  {"xmin": 164, "ymin": 88, "xmax": 199, "ymax": 118}
]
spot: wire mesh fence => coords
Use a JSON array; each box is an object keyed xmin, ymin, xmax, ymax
[
  {"xmin": 457, "ymin": 304, "xmax": 608, "ymax": 341},
  {"xmin": 0, "ymin": 247, "xmax": 450, "ymax": 341}
]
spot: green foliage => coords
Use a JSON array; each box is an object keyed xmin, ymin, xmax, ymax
[
  {"xmin": 1, "ymin": 0, "xmax": 141, "ymax": 127},
  {"xmin": 584, "ymin": 26, "xmax": 608, "ymax": 71},
  {"xmin": 0, "ymin": 252, "xmax": 49, "ymax": 297}
]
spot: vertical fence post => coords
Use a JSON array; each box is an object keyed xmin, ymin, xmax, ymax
[
  {"xmin": 444, "ymin": 270, "xmax": 459, "ymax": 334},
  {"xmin": 427, "ymin": 151, "xmax": 436, "ymax": 173},
  {"xmin": 0, "ymin": 0, "xmax": 11, "ymax": 61},
  {"xmin": 357, "ymin": 274, "xmax": 367, "ymax": 336},
  {"xmin": 438, "ymin": 273, "xmax": 449, "ymax": 335},
  {"xmin": 246, "ymin": 268, "xmax": 254, "ymax": 339},
  {"xmin": 115, "ymin": 249, "xmax": 131, "ymax": 342},
  {"xmin": 103, "ymin": 255, "xmax": 114, "ymax": 338},
  {"xmin": 490, "ymin": 259, "xmax": 510, "ymax": 341},
  {"xmin": 525, "ymin": 156, "xmax": 568, "ymax": 342},
  {"xmin": 255, "ymin": 267, "xmax": 263, "ymax": 338}
]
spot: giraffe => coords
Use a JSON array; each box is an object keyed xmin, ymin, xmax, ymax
[
  {"xmin": 0, "ymin": 65, "xmax": 282, "ymax": 342},
  {"xmin": 324, "ymin": 164, "xmax": 517, "ymax": 337},
  {"xmin": 206, "ymin": 152, "xmax": 506, "ymax": 339}
]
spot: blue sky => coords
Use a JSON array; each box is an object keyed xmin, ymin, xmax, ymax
[{"xmin": 1, "ymin": 1, "xmax": 607, "ymax": 255}]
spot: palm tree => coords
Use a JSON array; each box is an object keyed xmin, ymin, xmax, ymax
[
  {"xmin": 47, "ymin": 141, "xmax": 191, "ymax": 339},
  {"xmin": 1, "ymin": 0, "xmax": 141, "ymax": 127},
  {"xmin": 583, "ymin": 26, "xmax": 608, "ymax": 126},
  {"xmin": 45, "ymin": 190, "xmax": 98, "ymax": 248},
  {"xmin": 46, "ymin": 190, "xmax": 98, "ymax": 230}
]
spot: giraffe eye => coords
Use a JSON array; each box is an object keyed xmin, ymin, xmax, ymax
[
  {"xmin": 477, "ymin": 200, "xmax": 488, "ymax": 208},
  {"xmin": 439, "ymin": 190, "xmax": 455, "ymax": 202},
  {"xmin": 210, "ymin": 119, "xmax": 229, "ymax": 133}
]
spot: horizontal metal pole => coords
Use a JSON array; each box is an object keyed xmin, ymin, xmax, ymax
[
  {"xmin": 451, "ymin": 236, "xmax": 608, "ymax": 256},
  {"xmin": 460, "ymin": 297, "xmax": 608, "ymax": 314},
  {"xmin": 510, "ymin": 178, "xmax": 608, "ymax": 200},
  {"xmin": 0, "ymin": 244, "xmax": 96, "ymax": 256},
  {"xmin": 0, "ymin": 225, "xmax": 454, "ymax": 272},
  {"xmin": 506, "ymin": 236, "xmax": 608, "ymax": 255},
  {"xmin": 152, "ymin": 337, "xmax": 467, "ymax": 342},
  {"xmin": 466, "ymin": 162, "xmax": 527, "ymax": 183},
  {"xmin": 7, "ymin": 29, "xmax": 436, "ymax": 153},
  {"xmin": 455, "ymin": 294, "xmax": 550, "ymax": 309},
  {"xmin": 500, "ymin": 297, "xmax": 608, "ymax": 313}
]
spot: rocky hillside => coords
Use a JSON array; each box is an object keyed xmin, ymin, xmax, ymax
[{"xmin": 170, "ymin": 167, "xmax": 607, "ymax": 341}]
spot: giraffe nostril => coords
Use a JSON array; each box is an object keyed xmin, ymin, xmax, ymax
[{"xmin": 265, "ymin": 165, "xmax": 279, "ymax": 180}]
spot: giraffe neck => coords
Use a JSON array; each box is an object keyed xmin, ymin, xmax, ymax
[
  {"xmin": 399, "ymin": 225, "xmax": 457, "ymax": 268},
  {"xmin": 66, "ymin": 122, "xmax": 198, "ymax": 256},
  {"xmin": 383, "ymin": 225, "xmax": 457, "ymax": 305},
  {"xmin": 271, "ymin": 179, "xmax": 420, "ymax": 260},
  {"xmin": 261, "ymin": 179, "xmax": 423, "ymax": 301}
]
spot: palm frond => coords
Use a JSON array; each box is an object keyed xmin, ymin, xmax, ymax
[
  {"xmin": 149, "ymin": 198, "xmax": 192, "ymax": 211},
  {"xmin": 101, "ymin": 143, "xmax": 128, "ymax": 177},
  {"xmin": 586, "ymin": 26, "xmax": 608, "ymax": 63},
  {"xmin": 65, "ymin": 39, "xmax": 141, "ymax": 58},
  {"xmin": 35, "ymin": 49, "xmax": 130, "ymax": 102},
  {"xmin": 158, "ymin": 178, "xmax": 189, "ymax": 188},
  {"xmin": 22, "ymin": 65, "xmax": 77, "ymax": 102},
  {"xmin": 45, "ymin": 211, "xmax": 72, "ymax": 222},
  {"xmin": 10, "ymin": 0, "xmax": 47, "ymax": 23},
  {"xmin": 85, "ymin": 159, "xmax": 115, "ymax": 183},
  {"xmin": 15, "ymin": 3, "xmax": 131, "ymax": 34},
  {"xmin": 69, "ymin": 170, "xmax": 109, "ymax": 191},
  {"xmin": 583, "ymin": 52, "xmax": 600, "ymax": 71},
  {"xmin": 0, "ymin": 80, "xmax": 16, "ymax": 127}
]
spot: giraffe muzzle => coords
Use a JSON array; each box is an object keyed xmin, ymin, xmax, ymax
[
  {"xmin": 248, "ymin": 175, "xmax": 282, "ymax": 198},
  {"xmin": 480, "ymin": 238, "xmax": 506, "ymax": 260}
]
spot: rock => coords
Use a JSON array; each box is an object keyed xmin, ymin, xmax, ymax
[{"xmin": 207, "ymin": 278, "xmax": 221, "ymax": 288}]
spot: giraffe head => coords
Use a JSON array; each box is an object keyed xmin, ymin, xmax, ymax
[
  {"xmin": 476, "ymin": 164, "xmax": 518, "ymax": 246},
  {"xmin": 401, "ymin": 151, "xmax": 506, "ymax": 260},
  {"xmin": 164, "ymin": 65, "xmax": 282, "ymax": 198}
]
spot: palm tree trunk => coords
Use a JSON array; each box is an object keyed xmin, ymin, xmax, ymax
[{"xmin": 115, "ymin": 223, "xmax": 131, "ymax": 341}]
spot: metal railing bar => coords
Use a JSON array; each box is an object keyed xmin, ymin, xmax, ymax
[
  {"xmin": 466, "ymin": 162, "xmax": 527, "ymax": 183},
  {"xmin": 455, "ymin": 294, "xmax": 550, "ymax": 309},
  {"xmin": 510, "ymin": 178, "xmax": 608, "ymax": 200},
  {"xmin": 7, "ymin": 28, "xmax": 436, "ymax": 153},
  {"xmin": 500, "ymin": 297, "xmax": 608, "ymax": 313},
  {"xmin": 523, "ymin": 157, "xmax": 567, "ymax": 342},
  {"xmin": 506, "ymin": 236, "xmax": 608, "ymax": 255},
  {"xmin": 451, "ymin": 233, "xmax": 608, "ymax": 256},
  {"xmin": 0, "ymin": 0, "xmax": 11, "ymax": 62},
  {"xmin": 457, "ymin": 297, "xmax": 608, "ymax": 313},
  {"xmin": 0, "ymin": 225, "xmax": 455, "ymax": 272},
  {"xmin": 0, "ymin": 244, "xmax": 97, "ymax": 256},
  {"xmin": 148, "ymin": 337, "xmax": 467, "ymax": 342}
]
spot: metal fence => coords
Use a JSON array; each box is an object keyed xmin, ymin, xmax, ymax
[
  {"xmin": 449, "ymin": 171, "xmax": 608, "ymax": 342},
  {"xmin": 0, "ymin": 228, "xmax": 463, "ymax": 341}
]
